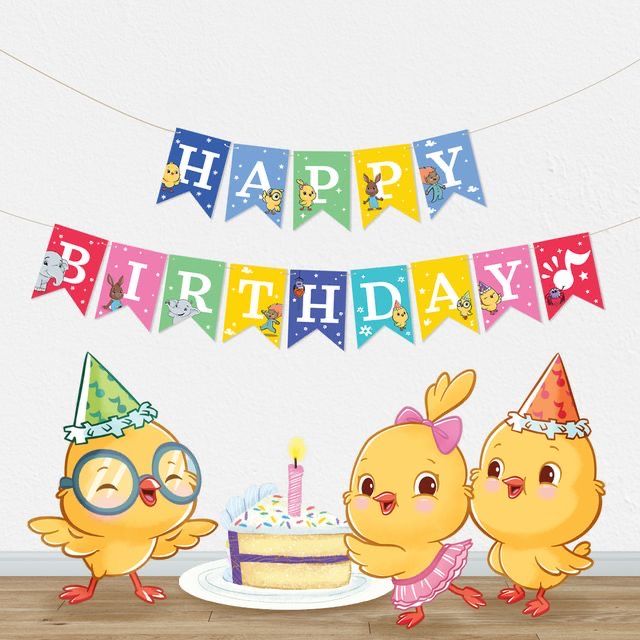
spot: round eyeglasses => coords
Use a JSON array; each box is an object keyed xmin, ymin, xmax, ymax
[{"xmin": 59, "ymin": 442, "xmax": 202, "ymax": 516}]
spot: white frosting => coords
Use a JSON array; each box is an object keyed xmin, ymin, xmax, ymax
[{"xmin": 221, "ymin": 483, "xmax": 349, "ymax": 535}]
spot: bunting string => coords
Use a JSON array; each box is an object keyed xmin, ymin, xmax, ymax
[{"xmin": 2, "ymin": 48, "xmax": 638, "ymax": 136}]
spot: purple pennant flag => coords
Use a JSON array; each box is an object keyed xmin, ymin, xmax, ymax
[{"xmin": 287, "ymin": 270, "xmax": 347, "ymax": 350}]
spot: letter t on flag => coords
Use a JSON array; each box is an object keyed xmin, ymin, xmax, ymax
[{"xmin": 157, "ymin": 128, "xmax": 230, "ymax": 217}]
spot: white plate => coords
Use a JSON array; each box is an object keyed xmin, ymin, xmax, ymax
[{"xmin": 179, "ymin": 559, "xmax": 393, "ymax": 610}]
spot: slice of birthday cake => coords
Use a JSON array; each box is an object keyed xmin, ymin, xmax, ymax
[{"xmin": 221, "ymin": 484, "xmax": 351, "ymax": 590}]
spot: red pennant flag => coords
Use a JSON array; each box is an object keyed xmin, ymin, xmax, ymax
[
  {"xmin": 533, "ymin": 233, "xmax": 603, "ymax": 320},
  {"xmin": 32, "ymin": 224, "xmax": 108, "ymax": 314}
]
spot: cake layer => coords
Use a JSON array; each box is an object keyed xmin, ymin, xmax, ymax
[
  {"xmin": 237, "ymin": 533, "xmax": 347, "ymax": 556},
  {"xmin": 239, "ymin": 561, "xmax": 351, "ymax": 590},
  {"xmin": 229, "ymin": 531, "xmax": 351, "ymax": 589}
]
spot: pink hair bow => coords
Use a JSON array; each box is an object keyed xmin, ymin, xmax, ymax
[{"xmin": 394, "ymin": 406, "xmax": 462, "ymax": 454}]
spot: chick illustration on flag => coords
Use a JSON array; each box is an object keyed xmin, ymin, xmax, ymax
[
  {"xmin": 411, "ymin": 255, "xmax": 478, "ymax": 340},
  {"xmin": 222, "ymin": 264, "xmax": 287, "ymax": 347},
  {"xmin": 293, "ymin": 151, "xmax": 351, "ymax": 229}
]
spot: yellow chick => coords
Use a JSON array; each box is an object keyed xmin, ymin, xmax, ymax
[
  {"xmin": 344, "ymin": 370, "xmax": 485, "ymax": 629},
  {"xmin": 478, "ymin": 281, "xmax": 501, "ymax": 314},
  {"xmin": 391, "ymin": 300, "xmax": 408, "ymax": 331},
  {"xmin": 260, "ymin": 188, "xmax": 283, "ymax": 215},
  {"xmin": 471, "ymin": 354, "xmax": 605, "ymax": 618},
  {"xmin": 162, "ymin": 162, "xmax": 181, "ymax": 191},
  {"xmin": 296, "ymin": 178, "xmax": 317, "ymax": 211},
  {"xmin": 457, "ymin": 291, "xmax": 473, "ymax": 320},
  {"xmin": 28, "ymin": 354, "xmax": 216, "ymax": 605}
]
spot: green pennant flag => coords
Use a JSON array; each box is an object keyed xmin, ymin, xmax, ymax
[
  {"xmin": 293, "ymin": 151, "xmax": 351, "ymax": 229},
  {"xmin": 159, "ymin": 255, "xmax": 226, "ymax": 339}
]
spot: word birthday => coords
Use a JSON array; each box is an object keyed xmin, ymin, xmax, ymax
[{"xmin": 33, "ymin": 224, "xmax": 603, "ymax": 349}]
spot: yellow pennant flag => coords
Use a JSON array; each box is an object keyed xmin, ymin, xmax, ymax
[
  {"xmin": 223, "ymin": 264, "xmax": 287, "ymax": 347},
  {"xmin": 411, "ymin": 255, "xmax": 478, "ymax": 340},
  {"xmin": 353, "ymin": 144, "xmax": 419, "ymax": 228}
]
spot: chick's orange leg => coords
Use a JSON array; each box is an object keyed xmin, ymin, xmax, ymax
[
  {"xmin": 129, "ymin": 571, "xmax": 166, "ymax": 604},
  {"xmin": 498, "ymin": 583, "xmax": 526, "ymax": 604},
  {"xmin": 396, "ymin": 605, "xmax": 425, "ymax": 629},
  {"xmin": 449, "ymin": 583, "xmax": 486, "ymax": 608},
  {"xmin": 522, "ymin": 587, "xmax": 550, "ymax": 618},
  {"xmin": 59, "ymin": 576, "xmax": 98, "ymax": 604}
]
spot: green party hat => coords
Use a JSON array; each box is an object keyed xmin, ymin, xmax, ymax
[{"xmin": 63, "ymin": 353, "xmax": 158, "ymax": 444}]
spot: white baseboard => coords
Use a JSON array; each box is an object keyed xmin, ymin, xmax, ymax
[{"xmin": 1, "ymin": 551, "xmax": 639, "ymax": 577}]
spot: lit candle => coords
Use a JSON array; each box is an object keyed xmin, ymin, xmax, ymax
[{"xmin": 287, "ymin": 437, "xmax": 306, "ymax": 517}]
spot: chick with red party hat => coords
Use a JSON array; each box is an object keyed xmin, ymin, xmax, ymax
[{"xmin": 470, "ymin": 354, "xmax": 605, "ymax": 617}]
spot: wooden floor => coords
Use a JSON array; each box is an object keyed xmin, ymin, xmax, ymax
[{"xmin": 1, "ymin": 576, "xmax": 638, "ymax": 639}]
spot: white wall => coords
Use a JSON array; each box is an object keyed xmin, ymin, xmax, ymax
[{"xmin": 1, "ymin": 1, "xmax": 639, "ymax": 561}]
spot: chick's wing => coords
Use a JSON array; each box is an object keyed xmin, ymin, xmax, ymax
[
  {"xmin": 152, "ymin": 519, "xmax": 218, "ymax": 559},
  {"xmin": 344, "ymin": 534, "xmax": 406, "ymax": 578},
  {"xmin": 535, "ymin": 544, "xmax": 593, "ymax": 576},
  {"xmin": 28, "ymin": 517, "xmax": 100, "ymax": 557}
]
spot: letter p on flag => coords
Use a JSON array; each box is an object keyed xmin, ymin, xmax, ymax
[{"xmin": 32, "ymin": 224, "xmax": 108, "ymax": 314}]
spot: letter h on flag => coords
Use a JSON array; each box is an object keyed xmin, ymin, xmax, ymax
[
  {"xmin": 287, "ymin": 270, "xmax": 347, "ymax": 349},
  {"xmin": 157, "ymin": 127, "xmax": 230, "ymax": 217}
]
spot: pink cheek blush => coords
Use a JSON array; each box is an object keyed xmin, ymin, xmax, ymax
[
  {"xmin": 538, "ymin": 485, "xmax": 557, "ymax": 500},
  {"xmin": 414, "ymin": 498, "xmax": 434, "ymax": 513},
  {"xmin": 484, "ymin": 478, "xmax": 500, "ymax": 493},
  {"xmin": 353, "ymin": 496, "xmax": 369, "ymax": 510}
]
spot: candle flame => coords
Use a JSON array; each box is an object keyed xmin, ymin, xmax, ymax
[{"xmin": 288, "ymin": 437, "xmax": 306, "ymax": 462}]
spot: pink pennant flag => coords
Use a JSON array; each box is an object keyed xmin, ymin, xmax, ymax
[
  {"xmin": 32, "ymin": 224, "xmax": 108, "ymax": 315},
  {"xmin": 473, "ymin": 244, "xmax": 541, "ymax": 330},
  {"xmin": 533, "ymin": 233, "xmax": 603, "ymax": 320},
  {"xmin": 95, "ymin": 243, "xmax": 167, "ymax": 331}
]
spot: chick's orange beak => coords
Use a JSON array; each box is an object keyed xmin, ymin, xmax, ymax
[
  {"xmin": 139, "ymin": 476, "xmax": 161, "ymax": 507},
  {"xmin": 503, "ymin": 476, "xmax": 525, "ymax": 499},
  {"xmin": 373, "ymin": 491, "xmax": 397, "ymax": 515}
]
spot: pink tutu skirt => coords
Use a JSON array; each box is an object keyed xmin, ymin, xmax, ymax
[{"xmin": 391, "ymin": 539, "xmax": 472, "ymax": 610}]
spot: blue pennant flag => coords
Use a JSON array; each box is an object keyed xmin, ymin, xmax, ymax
[
  {"xmin": 157, "ymin": 128, "xmax": 231, "ymax": 217},
  {"xmin": 351, "ymin": 265, "xmax": 414, "ymax": 347},
  {"xmin": 287, "ymin": 270, "xmax": 347, "ymax": 350},
  {"xmin": 413, "ymin": 130, "xmax": 485, "ymax": 218},
  {"xmin": 226, "ymin": 144, "xmax": 289, "ymax": 227}
]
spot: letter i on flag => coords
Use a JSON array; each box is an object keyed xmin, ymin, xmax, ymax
[
  {"xmin": 225, "ymin": 144, "xmax": 289, "ymax": 227},
  {"xmin": 159, "ymin": 256, "xmax": 226, "ymax": 339},
  {"xmin": 413, "ymin": 130, "xmax": 485, "ymax": 218},
  {"xmin": 287, "ymin": 270, "xmax": 347, "ymax": 349},
  {"xmin": 292, "ymin": 151, "xmax": 351, "ymax": 229},
  {"xmin": 353, "ymin": 145, "xmax": 419, "ymax": 228},
  {"xmin": 32, "ymin": 224, "xmax": 108, "ymax": 314},
  {"xmin": 95, "ymin": 243, "xmax": 167, "ymax": 331},
  {"xmin": 351, "ymin": 265, "xmax": 414, "ymax": 347},
  {"xmin": 411, "ymin": 255, "xmax": 478, "ymax": 340},
  {"xmin": 223, "ymin": 264, "xmax": 287, "ymax": 347},
  {"xmin": 157, "ymin": 128, "xmax": 231, "ymax": 217},
  {"xmin": 533, "ymin": 233, "xmax": 603, "ymax": 320},
  {"xmin": 472, "ymin": 245, "xmax": 541, "ymax": 330}
]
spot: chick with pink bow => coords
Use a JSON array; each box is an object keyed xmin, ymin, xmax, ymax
[{"xmin": 344, "ymin": 370, "xmax": 486, "ymax": 630}]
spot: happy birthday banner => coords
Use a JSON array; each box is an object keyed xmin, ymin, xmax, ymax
[
  {"xmin": 157, "ymin": 128, "xmax": 485, "ymax": 229},
  {"xmin": 32, "ymin": 225, "xmax": 603, "ymax": 348}
]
